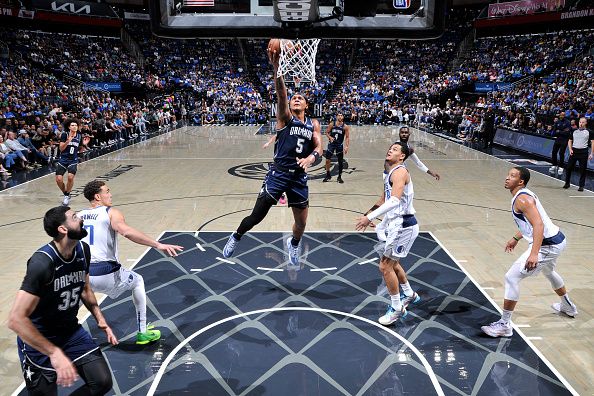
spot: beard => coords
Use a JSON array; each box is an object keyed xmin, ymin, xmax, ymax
[{"xmin": 67, "ymin": 222, "xmax": 88, "ymax": 240}]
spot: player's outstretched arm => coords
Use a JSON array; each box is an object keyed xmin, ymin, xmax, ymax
[
  {"xmin": 8, "ymin": 291, "xmax": 79, "ymax": 387},
  {"xmin": 409, "ymin": 152, "xmax": 440, "ymax": 180},
  {"xmin": 109, "ymin": 208, "xmax": 184, "ymax": 256},
  {"xmin": 81, "ymin": 276, "xmax": 118, "ymax": 345},
  {"xmin": 268, "ymin": 46, "xmax": 291, "ymax": 129}
]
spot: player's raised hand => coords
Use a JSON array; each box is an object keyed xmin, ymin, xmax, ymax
[
  {"xmin": 156, "ymin": 243, "xmax": 184, "ymax": 257},
  {"xmin": 50, "ymin": 349, "xmax": 78, "ymax": 387}
]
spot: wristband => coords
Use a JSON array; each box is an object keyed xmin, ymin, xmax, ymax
[
  {"xmin": 311, "ymin": 151, "xmax": 320, "ymax": 161},
  {"xmin": 513, "ymin": 236, "xmax": 520, "ymax": 242}
]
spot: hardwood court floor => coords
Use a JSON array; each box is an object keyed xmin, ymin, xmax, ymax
[{"xmin": 1, "ymin": 125, "xmax": 592, "ymax": 395}]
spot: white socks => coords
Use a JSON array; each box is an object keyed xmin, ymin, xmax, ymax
[
  {"xmin": 390, "ymin": 294, "xmax": 402, "ymax": 311},
  {"xmin": 501, "ymin": 309, "xmax": 513, "ymax": 324},
  {"xmin": 400, "ymin": 282, "xmax": 414, "ymax": 297}
]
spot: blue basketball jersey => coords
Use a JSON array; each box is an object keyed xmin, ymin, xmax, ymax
[
  {"xmin": 274, "ymin": 116, "xmax": 315, "ymax": 169},
  {"xmin": 59, "ymin": 132, "xmax": 82, "ymax": 163},
  {"xmin": 28, "ymin": 242, "xmax": 89, "ymax": 335},
  {"xmin": 330, "ymin": 122, "xmax": 346, "ymax": 145}
]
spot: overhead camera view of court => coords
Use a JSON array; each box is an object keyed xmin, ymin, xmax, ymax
[{"xmin": 1, "ymin": 0, "xmax": 593, "ymax": 395}]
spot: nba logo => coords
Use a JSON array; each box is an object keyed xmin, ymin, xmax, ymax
[{"xmin": 393, "ymin": 0, "xmax": 411, "ymax": 9}]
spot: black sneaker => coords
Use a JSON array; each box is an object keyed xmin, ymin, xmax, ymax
[
  {"xmin": 562, "ymin": 183, "xmax": 570, "ymax": 189},
  {"xmin": 322, "ymin": 174, "xmax": 331, "ymax": 182},
  {"xmin": 578, "ymin": 186, "xmax": 584, "ymax": 192},
  {"xmin": 337, "ymin": 176, "xmax": 344, "ymax": 184}
]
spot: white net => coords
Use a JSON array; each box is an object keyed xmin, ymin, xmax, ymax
[{"xmin": 277, "ymin": 38, "xmax": 320, "ymax": 88}]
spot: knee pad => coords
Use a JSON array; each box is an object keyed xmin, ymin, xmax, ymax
[
  {"xmin": 542, "ymin": 269, "xmax": 564, "ymax": 290},
  {"xmin": 504, "ymin": 268, "xmax": 521, "ymax": 301}
]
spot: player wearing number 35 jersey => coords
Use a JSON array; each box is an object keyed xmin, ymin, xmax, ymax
[
  {"xmin": 8, "ymin": 206, "xmax": 117, "ymax": 395},
  {"xmin": 79, "ymin": 180, "xmax": 183, "ymax": 345}
]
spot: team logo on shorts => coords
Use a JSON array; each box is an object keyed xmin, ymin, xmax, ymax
[
  {"xmin": 396, "ymin": 245, "xmax": 404, "ymax": 254},
  {"xmin": 228, "ymin": 160, "xmax": 355, "ymax": 181}
]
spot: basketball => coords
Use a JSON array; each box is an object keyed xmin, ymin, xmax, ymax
[{"xmin": 267, "ymin": 38, "xmax": 280, "ymax": 60}]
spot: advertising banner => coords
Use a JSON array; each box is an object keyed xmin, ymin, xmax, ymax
[
  {"xmin": 494, "ymin": 128, "xmax": 594, "ymax": 171},
  {"xmin": 85, "ymin": 82, "xmax": 122, "ymax": 92},
  {"xmin": 32, "ymin": 0, "xmax": 118, "ymax": 18},
  {"xmin": 488, "ymin": 0, "xmax": 564, "ymax": 18}
]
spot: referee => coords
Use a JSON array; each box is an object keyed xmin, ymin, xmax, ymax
[{"xmin": 563, "ymin": 117, "xmax": 594, "ymax": 191}]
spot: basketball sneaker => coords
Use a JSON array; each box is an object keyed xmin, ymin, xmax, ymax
[
  {"xmin": 286, "ymin": 238, "xmax": 300, "ymax": 266},
  {"xmin": 223, "ymin": 234, "xmax": 239, "ymax": 258},
  {"xmin": 136, "ymin": 328, "xmax": 161, "ymax": 345},
  {"xmin": 378, "ymin": 305, "xmax": 407, "ymax": 326},
  {"xmin": 551, "ymin": 301, "xmax": 578, "ymax": 317},
  {"xmin": 62, "ymin": 194, "xmax": 70, "ymax": 206},
  {"xmin": 322, "ymin": 173, "xmax": 331, "ymax": 182},
  {"xmin": 337, "ymin": 175, "xmax": 344, "ymax": 184},
  {"xmin": 481, "ymin": 320, "xmax": 513, "ymax": 337},
  {"xmin": 401, "ymin": 292, "xmax": 420, "ymax": 308}
]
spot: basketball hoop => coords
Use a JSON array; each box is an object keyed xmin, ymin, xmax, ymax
[{"xmin": 277, "ymin": 38, "xmax": 320, "ymax": 86}]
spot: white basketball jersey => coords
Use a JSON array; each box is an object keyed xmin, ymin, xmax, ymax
[
  {"xmin": 382, "ymin": 164, "xmax": 415, "ymax": 222},
  {"xmin": 79, "ymin": 206, "xmax": 118, "ymax": 263},
  {"xmin": 511, "ymin": 188, "xmax": 559, "ymax": 243}
]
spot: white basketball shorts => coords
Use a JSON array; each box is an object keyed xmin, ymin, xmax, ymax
[{"xmin": 90, "ymin": 266, "xmax": 142, "ymax": 299}]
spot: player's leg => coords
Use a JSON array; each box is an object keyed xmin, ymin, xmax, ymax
[
  {"xmin": 224, "ymin": 171, "xmax": 283, "ymax": 258},
  {"xmin": 71, "ymin": 350, "xmax": 112, "ymax": 396},
  {"xmin": 22, "ymin": 369, "xmax": 58, "ymax": 396},
  {"xmin": 323, "ymin": 147, "xmax": 333, "ymax": 182},
  {"xmin": 285, "ymin": 173, "xmax": 309, "ymax": 265},
  {"xmin": 377, "ymin": 256, "xmax": 407, "ymax": 325},
  {"xmin": 394, "ymin": 222, "xmax": 420, "ymax": 307},
  {"xmin": 55, "ymin": 167, "xmax": 66, "ymax": 193},
  {"xmin": 540, "ymin": 240, "xmax": 578, "ymax": 317},
  {"xmin": 482, "ymin": 248, "xmax": 532, "ymax": 337},
  {"xmin": 336, "ymin": 151, "xmax": 344, "ymax": 183}
]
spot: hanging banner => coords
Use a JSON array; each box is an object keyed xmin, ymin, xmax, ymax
[
  {"xmin": 32, "ymin": 0, "xmax": 118, "ymax": 18},
  {"xmin": 488, "ymin": 0, "xmax": 565, "ymax": 18}
]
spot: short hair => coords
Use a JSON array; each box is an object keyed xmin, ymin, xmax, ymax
[
  {"xmin": 63, "ymin": 118, "xmax": 80, "ymax": 130},
  {"xmin": 290, "ymin": 93, "xmax": 308, "ymax": 104},
  {"xmin": 83, "ymin": 180, "xmax": 106, "ymax": 202},
  {"xmin": 43, "ymin": 206, "xmax": 69, "ymax": 238},
  {"xmin": 514, "ymin": 166, "xmax": 531, "ymax": 186},
  {"xmin": 399, "ymin": 126, "xmax": 409, "ymax": 132},
  {"xmin": 393, "ymin": 141, "xmax": 410, "ymax": 160}
]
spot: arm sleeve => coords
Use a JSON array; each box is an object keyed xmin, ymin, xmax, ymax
[
  {"xmin": 408, "ymin": 153, "xmax": 429, "ymax": 173},
  {"xmin": 20, "ymin": 253, "xmax": 54, "ymax": 297},
  {"xmin": 366, "ymin": 196, "xmax": 400, "ymax": 221}
]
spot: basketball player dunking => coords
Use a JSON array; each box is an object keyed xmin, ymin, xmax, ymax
[{"xmin": 223, "ymin": 40, "xmax": 323, "ymax": 265}]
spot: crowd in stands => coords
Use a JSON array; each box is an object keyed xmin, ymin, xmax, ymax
[
  {"xmin": 457, "ymin": 30, "xmax": 594, "ymax": 83},
  {"xmin": 3, "ymin": 29, "xmax": 143, "ymax": 83}
]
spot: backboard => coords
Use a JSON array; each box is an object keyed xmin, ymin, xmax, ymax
[{"xmin": 148, "ymin": 0, "xmax": 446, "ymax": 39}]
